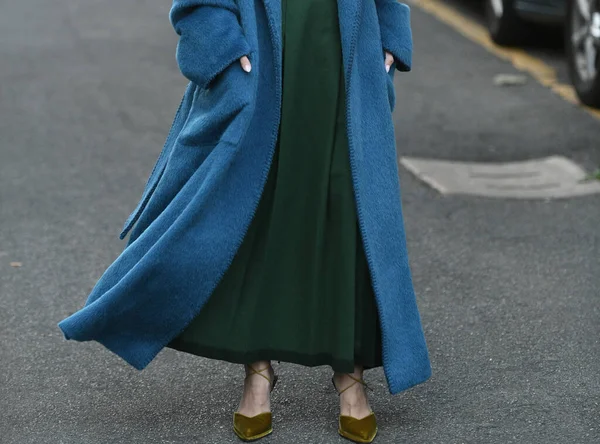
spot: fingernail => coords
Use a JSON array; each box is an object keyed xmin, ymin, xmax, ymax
[
  {"xmin": 386, "ymin": 65, "xmax": 390, "ymax": 73},
  {"xmin": 243, "ymin": 64, "xmax": 252, "ymax": 73}
]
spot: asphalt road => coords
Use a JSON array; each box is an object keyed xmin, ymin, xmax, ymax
[{"xmin": 1, "ymin": 1, "xmax": 599, "ymax": 444}]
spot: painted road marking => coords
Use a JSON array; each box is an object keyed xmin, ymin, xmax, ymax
[
  {"xmin": 400, "ymin": 156, "xmax": 600, "ymax": 199},
  {"xmin": 410, "ymin": 0, "xmax": 600, "ymax": 121}
]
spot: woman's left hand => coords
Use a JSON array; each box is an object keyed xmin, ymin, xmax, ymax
[{"xmin": 384, "ymin": 51, "xmax": 394, "ymax": 73}]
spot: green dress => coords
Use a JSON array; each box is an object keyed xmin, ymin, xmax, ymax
[{"xmin": 169, "ymin": 0, "xmax": 383, "ymax": 373}]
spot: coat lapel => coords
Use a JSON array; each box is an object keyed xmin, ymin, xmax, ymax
[
  {"xmin": 260, "ymin": 0, "xmax": 282, "ymax": 61},
  {"xmin": 336, "ymin": 0, "xmax": 362, "ymax": 76}
]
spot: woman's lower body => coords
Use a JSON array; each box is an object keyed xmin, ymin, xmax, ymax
[{"xmin": 168, "ymin": 0, "xmax": 381, "ymax": 441}]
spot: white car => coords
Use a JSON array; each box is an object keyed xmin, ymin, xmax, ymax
[
  {"xmin": 485, "ymin": 0, "xmax": 600, "ymax": 108},
  {"xmin": 566, "ymin": 0, "xmax": 600, "ymax": 108}
]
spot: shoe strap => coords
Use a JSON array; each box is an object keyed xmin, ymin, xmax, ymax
[
  {"xmin": 335, "ymin": 373, "xmax": 373, "ymax": 395},
  {"xmin": 246, "ymin": 365, "xmax": 272, "ymax": 384}
]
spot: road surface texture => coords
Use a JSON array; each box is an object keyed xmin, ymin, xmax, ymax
[{"xmin": 1, "ymin": 1, "xmax": 598, "ymax": 443}]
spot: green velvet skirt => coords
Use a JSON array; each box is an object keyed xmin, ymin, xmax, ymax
[{"xmin": 168, "ymin": 0, "xmax": 383, "ymax": 373}]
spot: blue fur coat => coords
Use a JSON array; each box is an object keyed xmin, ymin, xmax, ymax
[{"xmin": 59, "ymin": 0, "xmax": 431, "ymax": 395}]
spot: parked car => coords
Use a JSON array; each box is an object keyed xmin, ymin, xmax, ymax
[
  {"xmin": 485, "ymin": 0, "xmax": 566, "ymax": 46},
  {"xmin": 565, "ymin": 0, "xmax": 600, "ymax": 107},
  {"xmin": 485, "ymin": 0, "xmax": 600, "ymax": 108}
]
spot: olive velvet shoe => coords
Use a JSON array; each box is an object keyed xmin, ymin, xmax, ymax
[
  {"xmin": 233, "ymin": 365, "xmax": 278, "ymax": 441},
  {"xmin": 332, "ymin": 374, "xmax": 378, "ymax": 443}
]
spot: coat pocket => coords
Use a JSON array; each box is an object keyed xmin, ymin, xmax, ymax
[
  {"xmin": 177, "ymin": 55, "xmax": 255, "ymax": 148},
  {"xmin": 172, "ymin": 4, "xmax": 252, "ymax": 91}
]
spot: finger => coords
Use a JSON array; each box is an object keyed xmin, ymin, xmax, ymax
[
  {"xmin": 240, "ymin": 56, "xmax": 252, "ymax": 73},
  {"xmin": 384, "ymin": 52, "xmax": 394, "ymax": 73}
]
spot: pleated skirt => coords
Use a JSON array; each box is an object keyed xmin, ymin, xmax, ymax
[{"xmin": 169, "ymin": 0, "xmax": 383, "ymax": 373}]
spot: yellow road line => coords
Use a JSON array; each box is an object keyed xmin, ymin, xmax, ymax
[{"xmin": 411, "ymin": 0, "xmax": 600, "ymax": 120}]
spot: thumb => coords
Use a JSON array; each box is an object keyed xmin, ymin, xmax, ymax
[
  {"xmin": 384, "ymin": 51, "xmax": 394, "ymax": 73},
  {"xmin": 240, "ymin": 56, "xmax": 252, "ymax": 73}
]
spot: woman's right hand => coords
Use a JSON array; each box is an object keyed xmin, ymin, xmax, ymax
[{"xmin": 240, "ymin": 56, "xmax": 252, "ymax": 73}]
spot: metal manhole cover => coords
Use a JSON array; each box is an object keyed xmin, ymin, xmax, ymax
[{"xmin": 399, "ymin": 155, "xmax": 600, "ymax": 199}]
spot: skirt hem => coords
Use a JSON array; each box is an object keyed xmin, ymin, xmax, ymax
[{"xmin": 167, "ymin": 341, "xmax": 382, "ymax": 373}]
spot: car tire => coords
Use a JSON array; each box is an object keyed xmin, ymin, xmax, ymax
[
  {"xmin": 566, "ymin": 0, "xmax": 600, "ymax": 108},
  {"xmin": 485, "ymin": 0, "xmax": 529, "ymax": 46}
]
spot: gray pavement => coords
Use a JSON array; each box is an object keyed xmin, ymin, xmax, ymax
[{"xmin": 1, "ymin": 1, "xmax": 599, "ymax": 443}]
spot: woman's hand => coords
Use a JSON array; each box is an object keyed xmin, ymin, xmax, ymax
[
  {"xmin": 240, "ymin": 56, "xmax": 252, "ymax": 73},
  {"xmin": 384, "ymin": 51, "xmax": 394, "ymax": 73},
  {"xmin": 241, "ymin": 53, "xmax": 390, "ymax": 74},
  {"xmin": 241, "ymin": 53, "xmax": 391, "ymax": 74}
]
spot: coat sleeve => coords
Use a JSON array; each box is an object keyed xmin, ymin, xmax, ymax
[
  {"xmin": 170, "ymin": 0, "xmax": 252, "ymax": 89},
  {"xmin": 374, "ymin": 0, "xmax": 413, "ymax": 72}
]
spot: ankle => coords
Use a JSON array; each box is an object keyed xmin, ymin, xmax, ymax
[
  {"xmin": 243, "ymin": 361, "xmax": 274, "ymax": 393},
  {"xmin": 245, "ymin": 360, "xmax": 272, "ymax": 377},
  {"xmin": 238, "ymin": 361, "xmax": 273, "ymax": 415},
  {"xmin": 334, "ymin": 367, "xmax": 372, "ymax": 416},
  {"xmin": 333, "ymin": 366, "xmax": 364, "ymax": 391}
]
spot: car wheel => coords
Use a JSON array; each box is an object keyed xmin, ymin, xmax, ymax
[
  {"xmin": 566, "ymin": 0, "xmax": 600, "ymax": 108},
  {"xmin": 485, "ymin": 0, "xmax": 528, "ymax": 46}
]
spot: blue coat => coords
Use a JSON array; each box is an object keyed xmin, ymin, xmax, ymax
[{"xmin": 59, "ymin": 0, "xmax": 431, "ymax": 395}]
